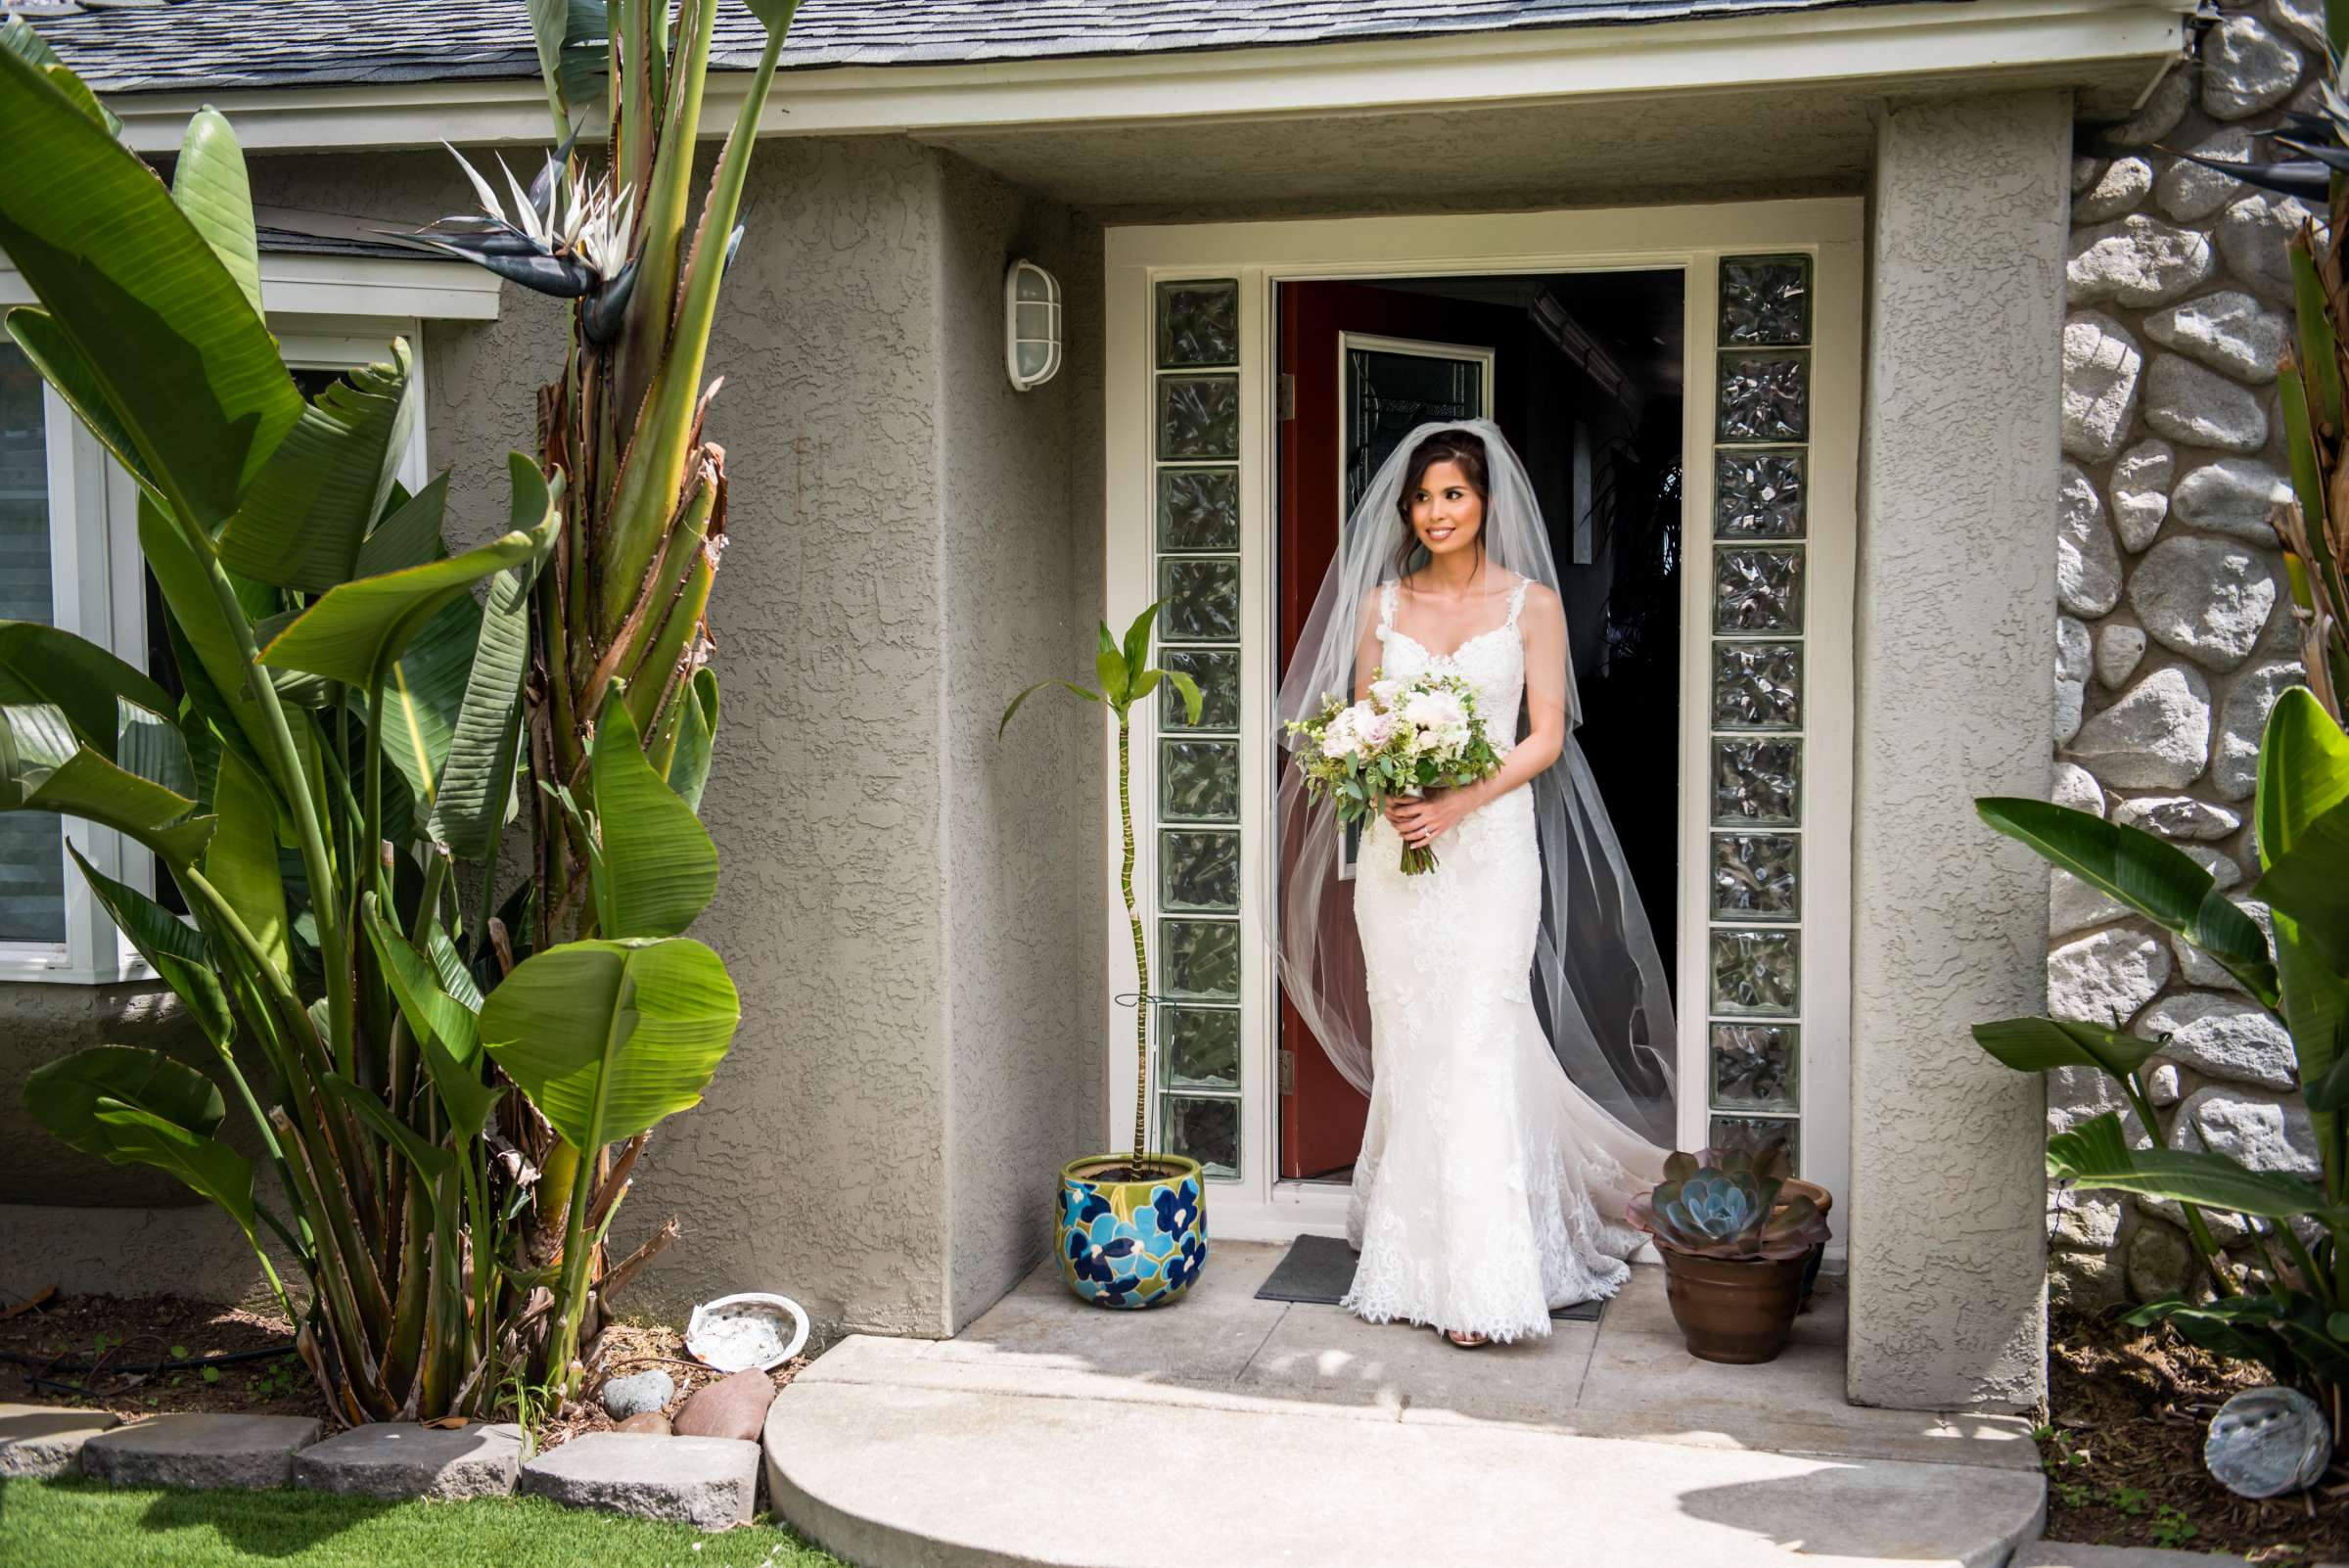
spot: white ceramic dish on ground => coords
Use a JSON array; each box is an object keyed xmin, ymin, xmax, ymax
[{"xmin": 686, "ymin": 1291, "xmax": 811, "ymax": 1373}]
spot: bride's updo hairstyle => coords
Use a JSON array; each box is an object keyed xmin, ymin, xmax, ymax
[{"xmin": 1394, "ymin": 427, "xmax": 1491, "ymax": 577}]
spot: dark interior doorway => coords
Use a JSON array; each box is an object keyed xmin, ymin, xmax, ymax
[{"xmin": 1274, "ymin": 269, "xmax": 1685, "ymax": 1180}]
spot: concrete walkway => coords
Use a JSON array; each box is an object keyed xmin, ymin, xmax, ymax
[{"xmin": 763, "ymin": 1240, "xmax": 2047, "ymax": 1567}]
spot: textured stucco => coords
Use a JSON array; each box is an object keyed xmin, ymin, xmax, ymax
[
  {"xmin": 3, "ymin": 137, "xmax": 1104, "ymax": 1341},
  {"xmin": 1847, "ymin": 91, "xmax": 2069, "ymax": 1411}
]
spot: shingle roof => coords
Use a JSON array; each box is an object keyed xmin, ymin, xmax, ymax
[{"xmin": 27, "ymin": 0, "xmax": 1958, "ymax": 96}]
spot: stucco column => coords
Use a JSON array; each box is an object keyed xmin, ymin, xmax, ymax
[{"xmin": 1847, "ymin": 90, "xmax": 2068, "ymax": 1410}]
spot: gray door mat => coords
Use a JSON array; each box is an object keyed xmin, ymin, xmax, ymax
[{"xmin": 1252, "ymin": 1232, "xmax": 1603, "ymax": 1322}]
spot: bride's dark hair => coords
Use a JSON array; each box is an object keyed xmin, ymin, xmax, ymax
[{"xmin": 1393, "ymin": 428, "xmax": 1491, "ymax": 578}]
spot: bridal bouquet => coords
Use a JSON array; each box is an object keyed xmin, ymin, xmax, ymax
[{"xmin": 1284, "ymin": 670, "xmax": 1503, "ymax": 874}]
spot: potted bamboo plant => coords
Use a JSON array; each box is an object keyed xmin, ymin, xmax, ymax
[
  {"xmin": 1000, "ymin": 602, "xmax": 1210, "ymax": 1309},
  {"xmin": 1628, "ymin": 1148, "xmax": 1832, "ymax": 1363}
]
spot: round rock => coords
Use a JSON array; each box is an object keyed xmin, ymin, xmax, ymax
[
  {"xmin": 2128, "ymin": 1220, "xmax": 2197, "ymax": 1302},
  {"xmin": 2062, "ymin": 314, "xmax": 2144, "ymax": 462},
  {"xmin": 2052, "ymin": 760, "xmax": 2105, "ymax": 817},
  {"xmin": 2126, "ymin": 534, "xmax": 2280, "ymax": 671},
  {"xmin": 2142, "ymin": 290, "xmax": 2287, "ymax": 384},
  {"xmin": 2048, "ymin": 927, "xmax": 2171, "ymax": 1028},
  {"xmin": 2265, "ymin": 0, "xmax": 2327, "ymax": 53},
  {"xmin": 2110, "ymin": 439, "xmax": 2174, "ymax": 552},
  {"xmin": 2074, "ymin": 156, "xmax": 2152, "ymax": 223},
  {"xmin": 615, "ymin": 1411, "xmax": 673, "ymax": 1436},
  {"xmin": 2202, "ymin": 14, "xmax": 2303, "ymax": 120},
  {"xmin": 2068, "ymin": 214, "xmax": 2217, "ymax": 308},
  {"xmin": 600, "ymin": 1369, "xmax": 675, "ymax": 1423},
  {"xmin": 2142, "ymin": 352, "xmax": 2270, "ymax": 453},
  {"xmin": 2217, "ymin": 194, "xmax": 2319, "ymax": 298},
  {"xmin": 2069, "ymin": 664, "xmax": 2213, "ymax": 789},
  {"xmin": 670, "ymin": 1369, "xmax": 778, "ymax": 1443},
  {"xmin": 2094, "ymin": 63, "xmax": 2195, "ymax": 152},
  {"xmin": 2156, "ymin": 127, "xmax": 2256, "ymax": 223},
  {"xmin": 2171, "ymin": 458, "xmax": 2291, "ymax": 544},
  {"xmin": 2058, "ymin": 463, "xmax": 2123, "ymax": 616},
  {"xmin": 2109, "ymin": 794, "xmax": 2240, "ymax": 840},
  {"xmin": 2172, "ymin": 1084, "xmax": 2317, "ymax": 1175},
  {"xmin": 2213, "ymin": 661, "xmax": 2305, "ymax": 800},
  {"xmin": 2137, "ymin": 992, "xmax": 2295, "ymax": 1090},
  {"xmin": 2096, "ymin": 623, "xmax": 2147, "ymax": 689}
]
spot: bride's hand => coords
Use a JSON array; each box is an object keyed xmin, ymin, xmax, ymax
[{"xmin": 1389, "ymin": 788, "xmax": 1474, "ymax": 848}]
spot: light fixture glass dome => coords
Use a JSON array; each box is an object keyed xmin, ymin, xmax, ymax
[{"xmin": 1005, "ymin": 259, "xmax": 1063, "ymax": 391}]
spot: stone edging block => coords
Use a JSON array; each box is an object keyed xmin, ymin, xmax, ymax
[
  {"xmin": 0, "ymin": 1403, "xmax": 120, "ymax": 1479},
  {"xmin": 79, "ymin": 1412, "xmax": 322, "ymax": 1490},
  {"xmin": 519, "ymin": 1431, "xmax": 760, "ymax": 1531},
  {"xmin": 293, "ymin": 1419, "xmax": 525, "ymax": 1500}
]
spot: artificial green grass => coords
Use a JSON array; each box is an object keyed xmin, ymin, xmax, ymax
[{"xmin": 0, "ymin": 1477, "xmax": 854, "ymax": 1568}]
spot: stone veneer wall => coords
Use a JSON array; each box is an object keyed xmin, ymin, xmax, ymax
[{"xmin": 2049, "ymin": 0, "xmax": 2325, "ymax": 1309}]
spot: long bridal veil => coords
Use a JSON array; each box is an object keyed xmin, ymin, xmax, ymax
[{"xmin": 1272, "ymin": 418, "xmax": 1678, "ymax": 1145}]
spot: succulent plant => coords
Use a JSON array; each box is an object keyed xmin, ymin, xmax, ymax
[{"xmin": 1629, "ymin": 1153, "xmax": 1830, "ymax": 1262}]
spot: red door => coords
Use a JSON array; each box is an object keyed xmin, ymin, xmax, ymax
[{"xmin": 1276, "ymin": 280, "xmax": 1531, "ymax": 1178}]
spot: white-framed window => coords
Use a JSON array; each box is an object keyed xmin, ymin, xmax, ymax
[{"xmin": 0, "ymin": 314, "xmax": 437, "ymax": 984}]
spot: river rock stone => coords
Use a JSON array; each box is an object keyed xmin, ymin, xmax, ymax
[
  {"xmin": 2075, "ymin": 155, "xmax": 2153, "ymax": 223},
  {"xmin": 2058, "ymin": 463, "xmax": 2124, "ymax": 616},
  {"xmin": 2057, "ymin": 616, "xmax": 2093, "ymax": 683},
  {"xmin": 2050, "ymin": 1189, "xmax": 2125, "ymax": 1252},
  {"xmin": 2142, "ymin": 352, "xmax": 2270, "ymax": 453},
  {"xmin": 2128, "ymin": 535, "xmax": 2280, "ymax": 671},
  {"xmin": 2096, "ymin": 623, "xmax": 2147, "ymax": 689},
  {"xmin": 2055, "ymin": 677, "xmax": 2084, "ymax": 745},
  {"xmin": 2267, "ymin": 0, "xmax": 2327, "ymax": 53},
  {"xmin": 2096, "ymin": 63, "xmax": 2196, "ymax": 152},
  {"xmin": 2049, "ymin": 928, "xmax": 2172, "ymax": 1027},
  {"xmin": 2062, "ymin": 314, "xmax": 2144, "ymax": 462},
  {"xmin": 2129, "ymin": 1220, "xmax": 2198, "ymax": 1302},
  {"xmin": 2052, "ymin": 761, "xmax": 2105, "ymax": 817},
  {"xmin": 2203, "ymin": 14, "xmax": 2303, "ymax": 119},
  {"xmin": 671, "ymin": 1369, "xmax": 779, "ymax": 1442},
  {"xmin": 2051, "ymin": 1249, "xmax": 2133, "ymax": 1311},
  {"xmin": 2069, "ymin": 214, "xmax": 2218, "ymax": 307},
  {"xmin": 2073, "ymin": 155, "xmax": 2103, "ymax": 197},
  {"xmin": 2214, "ymin": 661, "xmax": 2305, "ymax": 800},
  {"xmin": 2110, "ymin": 439, "xmax": 2174, "ymax": 551},
  {"xmin": 2156, "ymin": 126, "xmax": 2256, "ymax": 223},
  {"xmin": 2070, "ymin": 664, "xmax": 2213, "ymax": 788},
  {"xmin": 2140, "ymin": 1192, "xmax": 2255, "ymax": 1248},
  {"xmin": 2110, "ymin": 794, "xmax": 2241, "ymax": 840},
  {"xmin": 2218, "ymin": 193, "xmax": 2319, "ymax": 298},
  {"xmin": 616, "ymin": 1412, "xmax": 672, "ymax": 1436},
  {"xmin": 2138, "ymin": 992, "xmax": 2295, "ymax": 1090},
  {"xmin": 2143, "ymin": 290, "xmax": 2287, "ymax": 384},
  {"xmin": 600, "ymin": 1369, "xmax": 674, "ymax": 1422},
  {"xmin": 2049, "ymin": 1063, "xmax": 2135, "ymax": 1138},
  {"xmin": 2050, "ymin": 868, "xmax": 2127, "ymax": 938},
  {"xmin": 2148, "ymin": 1062, "xmax": 2183, "ymax": 1107},
  {"xmin": 2172, "ymin": 457, "xmax": 2292, "ymax": 544},
  {"xmin": 2173, "ymin": 1084, "xmax": 2318, "ymax": 1175}
]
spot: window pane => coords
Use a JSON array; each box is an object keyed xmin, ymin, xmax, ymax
[
  {"xmin": 1162, "ymin": 1093, "xmax": 1240, "ymax": 1179},
  {"xmin": 0, "ymin": 345, "xmax": 63, "ymax": 944}
]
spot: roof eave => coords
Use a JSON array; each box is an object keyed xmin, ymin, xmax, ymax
[{"xmin": 99, "ymin": 0, "xmax": 2194, "ymax": 157}]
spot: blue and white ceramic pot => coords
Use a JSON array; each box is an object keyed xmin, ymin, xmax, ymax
[{"xmin": 1056, "ymin": 1153, "xmax": 1208, "ymax": 1309}]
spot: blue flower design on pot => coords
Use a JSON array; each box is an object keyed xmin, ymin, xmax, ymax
[{"xmin": 1056, "ymin": 1155, "xmax": 1209, "ymax": 1309}]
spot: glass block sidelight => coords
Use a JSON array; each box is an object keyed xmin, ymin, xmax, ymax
[
  {"xmin": 1713, "ymin": 546, "xmax": 1805, "ymax": 635},
  {"xmin": 1717, "ymin": 353, "xmax": 1809, "ymax": 442},
  {"xmin": 1158, "ymin": 467, "xmax": 1241, "ymax": 552},
  {"xmin": 1156, "ymin": 280, "xmax": 1241, "ymax": 369},
  {"xmin": 1161, "ymin": 917, "xmax": 1241, "ymax": 1002},
  {"xmin": 1157, "ymin": 375, "xmax": 1241, "ymax": 461},
  {"xmin": 1712, "ymin": 642, "xmax": 1802, "ymax": 731},
  {"xmin": 1160, "ymin": 828, "xmax": 1240, "ymax": 913},
  {"xmin": 1711, "ymin": 833, "xmax": 1799, "ymax": 921},
  {"xmin": 1160, "ymin": 647, "xmax": 1241, "ymax": 732},
  {"xmin": 1711, "ymin": 1023, "xmax": 1799, "ymax": 1114},
  {"xmin": 1709, "ymin": 1114, "xmax": 1800, "ymax": 1170},
  {"xmin": 1160, "ymin": 555, "xmax": 1241, "ymax": 642},
  {"xmin": 1712, "ymin": 927, "xmax": 1798, "ymax": 1016},
  {"xmin": 1711, "ymin": 738, "xmax": 1800, "ymax": 827},
  {"xmin": 1719, "ymin": 255, "xmax": 1812, "ymax": 347},
  {"xmin": 1715, "ymin": 449, "xmax": 1807, "ymax": 539},
  {"xmin": 1162, "ymin": 1093, "xmax": 1240, "ymax": 1177},
  {"xmin": 1163, "ymin": 1005, "xmax": 1240, "ymax": 1090},
  {"xmin": 1160, "ymin": 738, "xmax": 1240, "ymax": 823}
]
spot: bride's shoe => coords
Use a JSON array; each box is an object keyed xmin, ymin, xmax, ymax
[{"xmin": 1432, "ymin": 1324, "xmax": 1491, "ymax": 1349}]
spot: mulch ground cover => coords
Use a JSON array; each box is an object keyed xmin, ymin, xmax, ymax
[{"xmin": 2042, "ymin": 1304, "xmax": 2349, "ymax": 1562}]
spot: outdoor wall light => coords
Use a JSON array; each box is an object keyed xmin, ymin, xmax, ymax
[{"xmin": 1005, "ymin": 258, "xmax": 1063, "ymax": 391}]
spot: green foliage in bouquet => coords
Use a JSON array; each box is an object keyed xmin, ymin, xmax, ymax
[{"xmin": 1283, "ymin": 669, "xmax": 1501, "ymax": 873}]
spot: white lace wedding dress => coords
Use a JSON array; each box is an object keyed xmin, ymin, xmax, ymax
[{"xmin": 1344, "ymin": 577, "xmax": 1662, "ymax": 1342}]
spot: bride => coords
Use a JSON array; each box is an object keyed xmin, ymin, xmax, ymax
[{"xmin": 1274, "ymin": 420, "xmax": 1678, "ymax": 1349}]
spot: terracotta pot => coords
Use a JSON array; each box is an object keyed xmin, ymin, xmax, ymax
[
  {"xmin": 1658, "ymin": 1247, "xmax": 1809, "ymax": 1363},
  {"xmin": 1778, "ymin": 1178, "xmax": 1833, "ymax": 1303}
]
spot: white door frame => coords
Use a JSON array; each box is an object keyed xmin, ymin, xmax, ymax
[{"xmin": 1103, "ymin": 199, "xmax": 1862, "ymax": 1247}]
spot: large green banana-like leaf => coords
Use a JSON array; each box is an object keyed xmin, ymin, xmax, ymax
[
  {"xmin": 205, "ymin": 747, "xmax": 290, "ymax": 976},
  {"xmin": 2292, "ymin": 243, "xmax": 2344, "ymax": 442},
  {"xmin": 219, "ymin": 342, "xmax": 418, "ymax": 592},
  {"xmin": 431, "ymin": 558, "xmax": 534, "ymax": 859},
  {"xmin": 667, "ymin": 668, "xmax": 718, "ymax": 812},
  {"xmin": 0, "ymin": 47, "xmax": 300, "ymax": 530},
  {"xmin": 2049, "ymin": 1111, "xmax": 2335, "ymax": 1222},
  {"xmin": 1972, "ymin": 1016, "xmax": 2163, "ymax": 1079},
  {"xmin": 138, "ymin": 491, "xmax": 284, "ymax": 787},
  {"xmin": 68, "ymin": 846, "xmax": 232, "ymax": 1050},
  {"xmin": 172, "ymin": 109, "xmax": 262, "ymax": 320},
  {"xmin": 479, "ymin": 937, "xmax": 740, "ymax": 1150},
  {"xmin": 1976, "ymin": 797, "xmax": 2277, "ymax": 1002},
  {"xmin": 2255, "ymin": 795, "xmax": 2349, "ymax": 970},
  {"xmin": 94, "ymin": 1102, "xmax": 263, "ymax": 1245},
  {"xmin": 6, "ymin": 309, "xmax": 158, "ymax": 498},
  {"xmin": 0, "ymin": 16, "xmax": 118, "ymax": 136},
  {"xmin": 23, "ymin": 1043, "xmax": 225, "ymax": 1156},
  {"xmin": 590, "ymin": 685, "xmax": 716, "ymax": 939},
  {"xmin": 2256, "ymin": 687, "xmax": 2349, "ymax": 1171},
  {"xmin": 257, "ymin": 454, "xmax": 555, "ymax": 689},
  {"xmin": 356, "ymin": 475, "xmax": 448, "ymax": 578},
  {"xmin": 0, "ymin": 703, "xmax": 214, "ymax": 865},
  {"xmin": 379, "ymin": 595, "xmax": 479, "ymax": 820},
  {"xmin": 362, "ymin": 895, "xmax": 494, "ymax": 1142},
  {"xmin": 528, "ymin": 0, "xmax": 611, "ymax": 129},
  {"xmin": 0, "ymin": 621, "xmax": 176, "ymax": 755}
]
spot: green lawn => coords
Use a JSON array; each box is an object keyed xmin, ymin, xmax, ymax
[{"xmin": 0, "ymin": 1478, "xmax": 854, "ymax": 1568}]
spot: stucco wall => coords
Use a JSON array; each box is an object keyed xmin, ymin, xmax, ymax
[
  {"xmin": 2, "ymin": 136, "xmax": 1105, "ymax": 1340},
  {"xmin": 1848, "ymin": 89, "xmax": 2070, "ymax": 1410}
]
